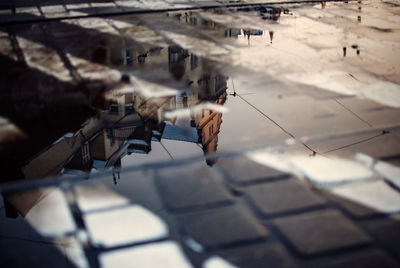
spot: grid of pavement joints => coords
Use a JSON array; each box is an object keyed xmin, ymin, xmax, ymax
[{"xmin": 64, "ymin": 155, "xmax": 400, "ymax": 268}]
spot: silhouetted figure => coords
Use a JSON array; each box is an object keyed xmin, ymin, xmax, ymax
[
  {"xmin": 269, "ymin": 31, "xmax": 274, "ymax": 44},
  {"xmin": 343, "ymin": 47, "xmax": 347, "ymax": 57}
]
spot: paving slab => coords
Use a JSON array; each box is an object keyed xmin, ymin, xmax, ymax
[
  {"xmin": 84, "ymin": 204, "xmax": 169, "ymax": 247},
  {"xmin": 74, "ymin": 183, "xmax": 130, "ymax": 212},
  {"xmin": 216, "ymin": 243, "xmax": 298, "ymax": 268},
  {"xmin": 330, "ymin": 180, "xmax": 400, "ymax": 214},
  {"xmin": 364, "ymin": 218, "xmax": 400, "ymax": 258},
  {"xmin": 306, "ymin": 249, "xmax": 400, "ymax": 268},
  {"xmin": 177, "ymin": 204, "xmax": 269, "ymax": 250},
  {"xmin": 155, "ymin": 163, "xmax": 234, "ymax": 212},
  {"xmin": 322, "ymin": 191, "xmax": 380, "ymax": 219},
  {"xmin": 273, "ymin": 209, "xmax": 371, "ymax": 256},
  {"xmin": 245, "ymin": 178, "xmax": 327, "ymax": 216},
  {"xmin": 215, "ymin": 156, "xmax": 288, "ymax": 185},
  {"xmin": 99, "ymin": 241, "xmax": 192, "ymax": 268}
]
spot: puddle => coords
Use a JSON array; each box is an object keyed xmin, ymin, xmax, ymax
[{"xmin": 0, "ymin": 1, "xmax": 400, "ymax": 185}]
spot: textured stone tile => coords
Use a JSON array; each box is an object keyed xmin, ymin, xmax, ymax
[
  {"xmin": 54, "ymin": 236, "xmax": 89, "ymax": 268},
  {"xmin": 274, "ymin": 209, "xmax": 371, "ymax": 255},
  {"xmin": 202, "ymin": 256, "xmax": 238, "ymax": 268},
  {"xmin": 217, "ymin": 243, "xmax": 298, "ymax": 268},
  {"xmin": 84, "ymin": 205, "xmax": 168, "ymax": 247},
  {"xmin": 365, "ymin": 218, "xmax": 400, "ymax": 258},
  {"xmin": 17, "ymin": 36, "xmax": 73, "ymax": 82},
  {"xmin": 156, "ymin": 163, "xmax": 234, "ymax": 211},
  {"xmin": 23, "ymin": 188, "xmax": 76, "ymax": 237},
  {"xmin": 216, "ymin": 156, "xmax": 288, "ymax": 185},
  {"xmin": 42, "ymin": 5, "xmax": 68, "ymax": 18},
  {"xmin": 288, "ymin": 155, "xmax": 375, "ymax": 186},
  {"xmin": 99, "ymin": 241, "xmax": 192, "ymax": 268},
  {"xmin": 307, "ymin": 249, "xmax": 399, "ymax": 268},
  {"xmin": 177, "ymin": 204, "xmax": 268, "ymax": 250},
  {"xmin": 102, "ymin": 169, "xmax": 164, "ymax": 212},
  {"xmin": 330, "ymin": 180, "xmax": 400, "ymax": 214},
  {"xmin": 245, "ymin": 179, "xmax": 326, "ymax": 216},
  {"xmin": 74, "ymin": 183, "xmax": 130, "ymax": 212},
  {"xmin": 323, "ymin": 191, "xmax": 379, "ymax": 218},
  {"xmin": 374, "ymin": 161, "xmax": 400, "ymax": 190},
  {"xmin": 248, "ymin": 151, "xmax": 375, "ymax": 186}
]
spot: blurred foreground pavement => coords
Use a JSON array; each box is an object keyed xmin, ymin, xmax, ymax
[{"xmin": 0, "ymin": 0, "xmax": 400, "ymax": 267}]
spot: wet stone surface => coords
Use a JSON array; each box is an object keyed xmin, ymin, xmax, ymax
[{"xmin": 1, "ymin": 0, "xmax": 400, "ymax": 267}]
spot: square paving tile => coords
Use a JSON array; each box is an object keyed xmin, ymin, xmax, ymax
[
  {"xmin": 84, "ymin": 205, "xmax": 168, "ymax": 248},
  {"xmin": 365, "ymin": 218, "xmax": 400, "ymax": 258},
  {"xmin": 217, "ymin": 243, "xmax": 298, "ymax": 268},
  {"xmin": 330, "ymin": 180, "xmax": 400, "ymax": 214},
  {"xmin": 215, "ymin": 156, "xmax": 288, "ymax": 185},
  {"xmin": 306, "ymin": 249, "xmax": 399, "ymax": 268},
  {"xmin": 156, "ymin": 163, "xmax": 234, "ymax": 211},
  {"xmin": 99, "ymin": 241, "xmax": 192, "ymax": 268},
  {"xmin": 274, "ymin": 209, "xmax": 371, "ymax": 255},
  {"xmin": 74, "ymin": 183, "xmax": 130, "ymax": 212},
  {"xmin": 177, "ymin": 204, "xmax": 269, "ymax": 250},
  {"xmin": 245, "ymin": 178, "xmax": 326, "ymax": 216}
]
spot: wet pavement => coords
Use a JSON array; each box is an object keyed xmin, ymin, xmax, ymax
[{"xmin": 0, "ymin": 0, "xmax": 400, "ymax": 267}]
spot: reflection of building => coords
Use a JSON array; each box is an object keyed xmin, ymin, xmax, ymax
[{"xmin": 19, "ymin": 44, "xmax": 229, "ymax": 183}]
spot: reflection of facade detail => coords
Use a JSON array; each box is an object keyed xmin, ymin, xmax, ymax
[{"xmin": 18, "ymin": 45, "xmax": 228, "ymax": 185}]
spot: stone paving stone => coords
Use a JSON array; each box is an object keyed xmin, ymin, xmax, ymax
[
  {"xmin": 54, "ymin": 236, "xmax": 89, "ymax": 268},
  {"xmin": 202, "ymin": 256, "xmax": 237, "ymax": 268},
  {"xmin": 155, "ymin": 163, "xmax": 234, "ymax": 211},
  {"xmin": 215, "ymin": 156, "xmax": 288, "ymax": 185},
  {"xmin": 374, "ymin": 161, "xmax": 400, "ymax": 190},
  {"xmin": 273, "ymin": 209, "xmax": 371, "ymax": 256},
  {"xmin": 99, "ymin": 241, "xmax": 192, "ymax": 268},
  {"xmin": 216, "ymin": 243, "xmax": 298, "ymax": 268},
  {"xmin": 364, "ymin": 218, "xmax": 400, "ymax": 258},
  {"xmin": 114, "ymin": 0, "xmax": 148, "ymax": 11},
  {"xmin": 177, "ymin": 204, "xmax": 269, "ymax": 250},
  {"xmin": 16, "ymin": 7, "xmax": 41, "ymax": 17},
  {"xmin": 41, "ymin": 5, "xmax": 68, "ymax": 18},
  {"xmin": 245, "ymin": 178, "xmax": 327, "ymax": 216},
  {"xmin": 17, "ymin": 36, "xmax": 73, "ymax": 82},
  {"xmin": 74, "ymin": 183, "xmax": 130, "ymax": 212},
  {"xmin": 330, "ymin": 180, "xmax": 400, "ymax": 214},
  {"xmin": 23, "ymin": 188, "xmax": 77, "ymax": 237},
  {"xmin": 102, "ymin": 169, "xmax": 164, "ymax": 213},
  {"xmin": 323, "ymin": 191, "xmax": 379, "ymax": 219},
  {"xmin": 290, "ymin": 155, "xmax": 375, "ymax": 186},
  {"xmin": 306, "ymin": 249, "xmax": 400, "ymax": 268},
  {"xmin": 84, "ymin": 204, "xmax": 168, "ymax": 247}
]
